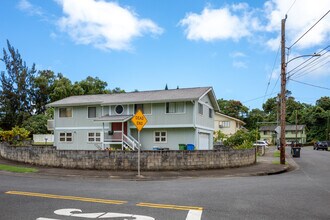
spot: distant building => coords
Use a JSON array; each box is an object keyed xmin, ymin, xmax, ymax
[
  {"xmin": 259, "ymin": 125, "xmax": 307, "ymax": 144},
  {"xmin": 214, "ymin": 112, "xmax": 246, "ymax": 139}
]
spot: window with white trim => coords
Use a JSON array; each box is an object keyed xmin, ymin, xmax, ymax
[
  {"xmin": 209, "ymin": 108, "xmax": 212, "ymax": 118},
  {"xmin": 154, "ymin": 131, "xmax": 167, "ymax": 143},
  {"xmin": 59, "ymin": 108, "xmax": 72, "ymax": 118},
  {"xmin": 87, "ymin": 132, "xmax": 101, "ymax": 143},
  {"xmin": 219, "ymin": 121, "xmax": 230, "ymax": 128},
  {"xmin": 134, "ymin": 103, "xmax": 152, "ymax": 114},
  {"xmin": 59, "ymin": 132, "xmax": 73, "ymax": 142},
  {"xmin": 88, "ymin": 107, "xmax": 97, "ymax": 118},
  {"xmin": 198, "ymin": 103, "xmax": 203, "ymax": 115},
  {"xmin": 165, "ymin": 102, "xmax": 184, "ymax": 113},
  {"xmin": 115, "ymin": 105, "xmax": 124, "ymax": 115}
]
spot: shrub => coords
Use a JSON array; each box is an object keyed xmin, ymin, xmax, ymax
[{"xmin": 224, "ymin": 129, "xmax": 259, "ymax": 148}]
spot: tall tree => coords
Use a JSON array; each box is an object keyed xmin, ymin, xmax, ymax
[
  {"xmin": 217, "ymin": 99, "xmax": 248, "ymax": 119},
  {"xmin": 76, "ymin": 76, "xmax": 109, "ymax": 95},
  {"xmin": 0, "ymin": 40, "xmax": 36, "ymax": 129},
  {"xmin": 34, "ymin": 70, "xmax": 56, "ymax": 114}
]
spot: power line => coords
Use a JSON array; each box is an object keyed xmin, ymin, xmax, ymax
[
  {"xmin": 288, "ymin": 9, "xmax": 330, "ymax": 49},
  {"xmin": 286, "ymin": 0, "xmax": 297, "ymax": 14},
  {"xmin": 293, "ymin": 58, "xmax": 330, "ymax": 79},
  {"xmin": 243, "ymin": 92, "xmax": 278, "ymax": 104},
  {"xmin": 289, "ymin": 79, "xmax": 330, "ymax": 90},
  {"xmin": 287, "ymin": 45, "xmax": 330, "ymax": 78},
  {"xmin": 263, "ymin": 44, "xmax": 280, "ymax": 104}
]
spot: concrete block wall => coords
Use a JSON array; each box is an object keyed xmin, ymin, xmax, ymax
[{"xmin": 0, "ymin": 143, "xmax": 256, "ymax": 171}]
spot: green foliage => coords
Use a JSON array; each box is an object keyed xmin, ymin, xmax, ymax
[
  {"xmin": 214, "ymin": 130, "xmax": 227, "ymax": 143},
  {"xmin": 0, "ymin": 40, "xmax": 36, "ymax": 129},
  {"xmin": 0, "ymin": 126, "xmax": 30, "ymax": 144},
  {"xmin": 217, "ymin": 99, "xmax": 248, "ymax": 120},
  {"xmin": 233, "ymin": 140, "xmax": 254, "ymax": 150},
  {"xmin": 22, "ymin": 114, "xmax": 49, "ymax": 134},
  {"xmin": 224, "ymin": 129, "xmax": 259, "ymax": 147}
]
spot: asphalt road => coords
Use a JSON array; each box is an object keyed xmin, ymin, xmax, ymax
[{"xmin": 0, "ymin": 146, "xmax": 329, "ymax": 220}]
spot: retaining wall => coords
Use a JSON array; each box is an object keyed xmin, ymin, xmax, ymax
[{"xmin": 0, "ymin": 143, "xmax": 256, "ymax": 171}]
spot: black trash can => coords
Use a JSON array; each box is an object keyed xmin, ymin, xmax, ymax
[{"xmin": 291, "ymin": 147, "xmax": 301, "ymax": 158}]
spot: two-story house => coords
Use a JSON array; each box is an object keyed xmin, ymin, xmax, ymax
[
  {"xmin": 259, "ymin": 125, "xmax": 307, "ymax": 144},
  {"xmin": 214, "ymin": 112, "xmax": 246, "ymax": 139},
  {"xmin": 46, "ymin": 87, "xmax": 220, "ymax": 151}
]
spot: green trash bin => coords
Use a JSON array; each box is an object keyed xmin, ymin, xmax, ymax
[{"xmin": 179, "ymin": 144, "xmax": 186, "ymax": 150}]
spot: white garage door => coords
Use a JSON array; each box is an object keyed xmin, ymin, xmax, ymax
[{"xmin": 198, "ymin": 133, "xmax": 209, "ymax": 150}]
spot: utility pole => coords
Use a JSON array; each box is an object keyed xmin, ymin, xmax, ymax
[{"xmin": 280, "ymin": 15, "xmax": 287, "ymax": 165}]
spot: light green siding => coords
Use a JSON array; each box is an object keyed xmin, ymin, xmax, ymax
[
  {"xmin": 131, "ymin": 128, "xmax": 196, "ymax": 150},
  {"xmin": 196, "ymin": 94, "xmax": 214, "ymax": 129}
]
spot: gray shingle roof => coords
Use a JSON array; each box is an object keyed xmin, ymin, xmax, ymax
[
  {"xmin": 259, "ymin": 125, "xmax": 306, "ymax": 131},
  {"xmin": 47, "ymin": 87, "xmax": 220, "ymax": 110}
]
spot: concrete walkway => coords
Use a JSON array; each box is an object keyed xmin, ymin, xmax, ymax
[{"xmin": 0, "ymin": 146, "xmax": 297, "ymax": 181}]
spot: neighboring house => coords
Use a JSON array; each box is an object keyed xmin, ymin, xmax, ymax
[
  {"xmin": 46, "ymin": 87, "xmax": 220, "ymax": 151},
  {"xmin": 214, "ymin": 112, "xmax": 246, "ymax": 138},
  {"xmin": 259, "ymin": 125, "xmax": 307, "ymax": 144}
]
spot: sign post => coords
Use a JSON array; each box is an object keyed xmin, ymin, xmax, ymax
[{"xmin": 131, "ymin": 110, "xmax": 148, "ymax": 177}]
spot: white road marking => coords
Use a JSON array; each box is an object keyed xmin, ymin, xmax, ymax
[
  {"xmin": 186, "ymin": 210, "xmax": 203, "ymax": 220},
  {"xmin": 36, "ymin": 218, "xmax": 60, "ymax": 220},
  {"xmin": 52, "ymin": 208, "xmax": 155, "ymax": 219}
]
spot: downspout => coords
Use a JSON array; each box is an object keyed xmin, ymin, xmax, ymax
[{"xmin": 192, "ymin": 100, "xmax": 198, "ymax": 147}]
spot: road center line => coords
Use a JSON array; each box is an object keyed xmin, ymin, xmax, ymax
[
  {"xmin": 5, "ymin": 191, "xmax": 127, "ymax": 205},
  {"xmin": 136, "ymin": 202, "xmax": 203, "ymax": 211}
]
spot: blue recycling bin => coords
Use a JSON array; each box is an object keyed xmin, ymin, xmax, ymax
[{"xmin": 186, "ymin": 144, "xmax": 195, "ymax": 151}]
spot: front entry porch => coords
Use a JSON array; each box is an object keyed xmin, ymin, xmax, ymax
[{"xmin": 94, "ymin": 115, "xmax": 140, "ymax": 151}]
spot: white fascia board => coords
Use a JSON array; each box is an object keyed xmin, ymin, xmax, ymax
[
  {"xmin": 129, "ymin": 124, "xmax": 195, "ymax": 129},
  {"xmin": 55, "ymin": 127, "xmax": 109, "ymax": 130},
  {"xmin": 198, "ymin": 88, "xmax": 220, "ymax": 112},
  {"xmin": 195, "ymin": 125, "xmax": 214, "ymax": 132}
]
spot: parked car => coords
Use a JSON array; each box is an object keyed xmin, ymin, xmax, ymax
[
  {"xmin": 314, "ymin": 141, "xmax": 329, "ymax": 151},
  {"xmin": 253, "ymin": 140, "xmax": 268, "ymax": 148}
]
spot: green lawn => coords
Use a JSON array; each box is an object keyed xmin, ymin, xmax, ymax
[
  {"xmin": 272, "ymin": 161, "xmax": 288, "ymax": 165},
  {"xmin": 0, "ymin": 164, "xmax": 38, "ymax": 173},
  {"xmin": 273, "ymin": 150, "xmax": 280, "ymax": 157}
]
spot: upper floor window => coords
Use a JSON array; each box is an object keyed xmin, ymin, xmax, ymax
[
  {"xmin": 198, "ymin": 103, "xmax": 203, "ymax": 115},
  {"xmin": 166, "ymin": 102, "xmax": 185, "ymax": 114},
  {"xmin": 115, "ymin": 105, "xmax": 124, "ymax": 115},
  {"xmin": 88, "ymin": 107, "xmax": 97, "ymax": 118},
  {"xmin": 59, "ymin": 107, "xmax": 72, "ymax": 118},
  {"xmin": 209, "ymin": 108, "xmax": 212, "ymax": 118},
  {"xmin": 219, "ymin": 121, "xmax": 230, "ymax": 128},
  {"xmin": 135, "ymin": 103, "xmax": 152, "ymax": 114}
]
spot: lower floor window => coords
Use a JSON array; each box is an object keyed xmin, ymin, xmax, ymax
[
  {"xmin": 59, "ymin": 132, "xmax": 73, "ymax": 142},
  {"xmin": 88, "ymin": 132, "xmax": 101, "ymax": 142},
  {"xmin": 154, "ymin": 131, "xmax": 167, "ymax": 143}
]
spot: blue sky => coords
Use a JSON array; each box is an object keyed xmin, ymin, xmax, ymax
[{"xmin": 0, "ymin": 0, "xmax": 329, "ymax": 110}]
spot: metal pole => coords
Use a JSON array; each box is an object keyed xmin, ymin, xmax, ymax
[
  {"xmin": 137, "ymin": 131, "xmax": 141, "ymax": 177},
  {"xmin": 295, "ymin": 110, "xmax": 298, "ymax": 146},
  {"xmin": 280, "ymin": 16, "xmax": 287, "ymax": 165}
]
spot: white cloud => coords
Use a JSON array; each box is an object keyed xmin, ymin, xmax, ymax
[
  {"xmin": 56, "ymin": 0, "xmax": 163, "ymax": 51},
  {"xmin": 233, "ymin": 61, "xmax": 248, "ymax": 69},
  {"xmin": 230, "ymin": 51, "xmax": 246, "ymax": 58},
  {"xmin": 264, "ymin": 0, "xmax": 330, "ymax": 49},
  {"xmin": 179, "ymin": 0, "xmax": 330, "ymax": 52},
  {"xmin": 17, "ymin": 0, "xmax": 43, "ymax": 16},
  {"xmin": 179, "ymin": 6, "xmax": 253, "ymax": 41}
]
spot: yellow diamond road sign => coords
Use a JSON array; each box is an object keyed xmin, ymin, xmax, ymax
[{"xmin": 131, "ymin": 110, "xmax": 148, "ymax": 131}]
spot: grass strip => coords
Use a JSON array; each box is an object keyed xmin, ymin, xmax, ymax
[
  {"xmin": 272, "ymin": 161, "xmax": 288, "ymax": 165},
  {"xmin": 273, "ymin": 150, "xmax": 280, "ymax": 157},
  {"xmin": 0, "ymin": 164, "xmax": 38, "ymax": 173}
]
